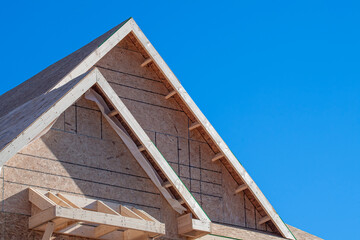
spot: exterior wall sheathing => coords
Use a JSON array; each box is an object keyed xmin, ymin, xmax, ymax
[
  {"xmin": 0, "ymin": 36, "xmax": 276, "ymax": 239},
  {"xmin": 95, "ymin": 36, "xmax": 273, "ymax": 232}
]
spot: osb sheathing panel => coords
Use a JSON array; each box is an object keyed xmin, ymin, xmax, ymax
[
  {"xmin": 2, "ymin": 96, "xmax": 186, "ymax": 240},
  {"xmin": 0, "ymin": 212, "xmax": 93, "ymax": 240},
  {"xmin": 199, "ymin": 223, "xmax": 287, "ymax": 240},
  {"xmin": 0, "ymin": 21, "xmax": 126, "ymax": 119},
  {"xmin": 197, "ymin": 223, "xmax": 323, "ymax": 240},
  {"xmin": 93, "ymin": 35, "xmax": 275, "ymax": 233},
  {"xmin": 125, "ymin": 33, "xmax": 286, "ymax": 234}
]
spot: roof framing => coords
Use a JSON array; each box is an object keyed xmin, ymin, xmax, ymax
[{"xmin": 0, "ymin": 18, "xmax": 295, "ymax": 239}]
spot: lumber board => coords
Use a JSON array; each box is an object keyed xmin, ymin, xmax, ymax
[
  {"xmin": 46, "ymin": 192, "xmax": 72, "ymax": 208},
  {"xmin": 161, "ymin": 180, "xmax": 172, "ymax": 188},
  {"xmin": 54, "ymin": 206, "xmax": 165, "ymax": 234},
  {"xmin": 211, "ymin": 153, "xmax": 224, "ymax": 162},
  {"xmin": 42, "ymin": 221, "xmax": 55, "ymax": 240},
  {"xmin": 93, "ymin": 225, "xmax": 118, "ymax": 238},
  {"xmin": 258, "ymin": 215, "xmax": 271, "ymax": 225},
  {"xmin": 189, "ymin": 122, "xmax": 201, "ymax": 131},
  {"xmin": 29, "ymin": 206, "xmax": 57, "ymax": 229},
  {"xmin": 234, "ymin": 184, "xmax": 248, "ymax": 194},
  {"xmin": 140, "ymin": 58, "xmax": 153, "ymax": 67},
  {"xmin": 130, "ymin": 207, "xmax": 158, "ymax": 223},
  {"xmin": 96, "ymin": 200, "xmax": 120, "ymax": 215},
  {"xmin": 29, "ymin": 188, "xmax": 56, "ymax": 210},
  {"xmin": 165, "ymin": 90, "xmax": 177, "ymax": 99},
  {"xmin": 56, "ymin": 193, "xmax": 81, "ymax": 209},
  {"xmin": 108, "ymin": 109, "xmax": 119, "ymax": 117},
  {"xmin": 119, "ymin": 205, "xmax": 143, "ymax": 219},
  {"xmin": 138, "ymin": 145, "xmax": 146, "ymax": 152},
  {"xmin": 177, "ymin": 213, "xmax": 211, "ymax": 237},
  {"xmin": 84, "ymin": 87, "xmax": 186, "ymax": 214}
]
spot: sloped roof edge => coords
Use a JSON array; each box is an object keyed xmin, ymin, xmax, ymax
[{"xmin": 0, "ymin": 18, "xmax": 131, "ymax": 119}]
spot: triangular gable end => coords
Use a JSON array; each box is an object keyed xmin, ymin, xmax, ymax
[
  {"xmin": 0, "ymin": 18, "xmax": 295, "ymax": 239},
  {"xmin": 0, "ymin": 68, "xmax": 211, "ymax": 238},
  {"xmin": 108, "ymin": 18, "xmax": 295, "ymax": 239}
]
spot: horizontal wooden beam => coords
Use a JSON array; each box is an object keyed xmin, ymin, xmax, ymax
[
  {"xmin": 29, "ymin": 206, "xmax": 57, "ymax": 229},
  {"xmin": 177, "ymin": 213, "xmax": 211, "ymax": 238},
  {"xmin": 211, "ymin": 153, "xmax": 225, "ymax": 162},
  {"xmin": 30, "ymin": 206, "xmax": 165, "ymax": 235},
  {"xmin": 258, "ymin": 215, "xmax": 271, "ymax": 225},
  {"xmin": 234, "ymin": 184, "xmax": 247, "ymax": 194},
  {"xmin": 140, "ymin": 58, "xmax": 153, "ymax": 67},
  {"xmin": 165, "ymin": 90, "xmax": 177, "ymax": 99},
  {"xmin": 108, "ymin": 110, "xmax": 119, "ymax": 117},
  {"xmin": 189, "ymin": 122, "xmax": 201, "ymax": 131}
]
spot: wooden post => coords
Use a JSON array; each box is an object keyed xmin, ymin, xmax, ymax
[{"xmin": 42, "ymin": 221, "xmax": 55, "ymax": 240}]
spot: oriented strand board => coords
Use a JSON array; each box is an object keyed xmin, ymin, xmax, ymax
[
  {"xmin": 222, "ymin": 164, "xmax": 246, "ymax": 227},
  {"xmin": 2, "ymin": 94, "xmax": 179, "ymax": 239},
  {"xmin": 94, "ymin": 35, "xmax": 272, "ymax": 233}
]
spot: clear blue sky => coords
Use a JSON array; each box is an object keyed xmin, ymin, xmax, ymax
[{"xmin": 1, "ymin": 1, "xmax": 359, "ymax": 239}]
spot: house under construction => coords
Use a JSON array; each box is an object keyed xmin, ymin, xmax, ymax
[{"xmin": 0, "ymin": 18, "xmax": 322, "ymax": 240}]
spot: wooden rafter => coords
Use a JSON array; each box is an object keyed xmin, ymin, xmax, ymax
[
  {"xmin": 189, "ymin": 122, "xmax": 202, "ymax": 131},
  {"xmin": 140, "ymin": 58, "xmax": 153, "ymax": 67},
  {"xmin": 234, "ymin": 184, "xmax": 248, "ymax": 194},
  {"xmin": 165, "ymin": 90, "xmax": 177, "ymax": 99},
  {"xmin": 258, "ymin": 215, "xmax": 272, "ymax": 226},
  {"xmin": 107, "ymin": 109, "xmax": 119, "ymax": 117},
  {"xmin": 211, "ymin": 152, "xmax": 225, "ymax": 162}
]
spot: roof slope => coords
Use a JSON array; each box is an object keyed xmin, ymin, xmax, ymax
[
  {"xmin": 0, "ymin": 19, "xmax": 129, "ymax": 119},
  {"xmin": 0, "ymin": 72, "xmax": 88, "ymax": 151}
]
